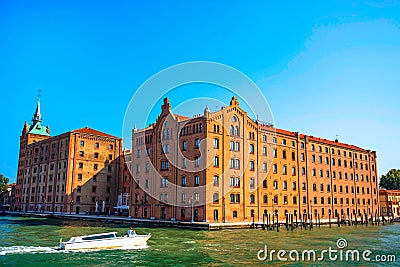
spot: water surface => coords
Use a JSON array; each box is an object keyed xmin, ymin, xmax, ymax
[{"xmin": 0, "ymin": 216, "xmax": 398, "ymax": 266}]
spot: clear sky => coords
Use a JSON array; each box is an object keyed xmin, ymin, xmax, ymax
[{"xmin": 1, "ymin": 1, "xmax": 399, "ymax": 183}]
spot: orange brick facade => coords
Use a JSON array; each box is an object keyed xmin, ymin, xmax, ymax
[
  {"xmin": 15, "ymin": 100, "xmax": 122, "ymax": 214},
  {"xmin": 130, "ymin": 97, "xmax": 379, "ymax": 222}
]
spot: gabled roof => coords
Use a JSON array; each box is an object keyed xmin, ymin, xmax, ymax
[
  {"xmin": 174, "ymin": 114, "xmax": 190, "ymax": 121},
  {"xmin": 27, "ymin": 121, "xmax": 50, "ymax": 136},
  {"xmin": 72, "ymin": 127, "xmax": 118, "ymax": 139}
]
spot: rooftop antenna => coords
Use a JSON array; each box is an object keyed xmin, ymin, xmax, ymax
[
  {"xmin": 335, "ymin": 134, "xmax": 340, "ymax": 142},
  {"xmin": 38, "ymin": 89, "xmax": 42, "ymax": 99}
]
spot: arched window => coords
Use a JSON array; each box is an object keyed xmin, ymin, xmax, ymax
[
  {"xmin": 213, "ymin": 193, "xmax": 219, "ymax": 203},
  {"xmin": 282, "ymin": 165, "xmax": 287, "ymax": 175},
  {"xmin": 230, "ymin": 125, "xmax": 234, "ymax": 135}
]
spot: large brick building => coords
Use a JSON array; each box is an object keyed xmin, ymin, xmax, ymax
[
  {"xmin": 15, "ymin": 98, "xmax": 122, "ymax": 214},
  {"xmin": 130, "ymin": 97, "xmax": 379, "ymax": 222}
]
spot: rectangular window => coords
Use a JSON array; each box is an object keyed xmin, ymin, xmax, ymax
[
  {"xmin": 213, "ymin": 193, "xmax": 219, "ymax": 203},
  {"xmin": 214, "ymin": 138, "xmax": 219, "ymax": 149},
  {"xmin": 236, "ymin": 194, "xmax": 240, "ymax": 203},
  {"xmin": 230, "ymin": 177, "xmax": 235, "ymax": 187},
  {"xmin": 195, "ymin": 176, "xmax": 200, "ymax": 186},
  {"xmin": 182, "ymin": 158, "xmax": 187, "ymax": 169},
  {"xmin": 213, "ymin": 176, "xmax": 219, "ymax": 186},
  {"xmin": 214, "ymin": 156, "xmax": 219, "ymax": 167},
  {"xmin": 249, "ymin": 144, "xmax": 254, "ymax": 154},
  {"xmin": 262, "ymin": 147, "xmax": 267, "ymax": 156},
  {"xmin": 235, "ymin": 177, "xmax": 240, "ymax": 187},
  {"xmin": 235, "ymin": 159, "xmax": 240, "ymax": 169}
]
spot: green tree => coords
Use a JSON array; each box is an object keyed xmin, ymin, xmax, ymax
[
  {"xmin": 379, "ymin": 169, "xmax": 400, "ymax": 190},
  {"xmin": 0, "ymin": 174, "xmax": 9, "ymax": 195}
]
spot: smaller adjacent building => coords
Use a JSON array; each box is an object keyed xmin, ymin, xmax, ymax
[
  {"xmin": 379, "ymin": 189, "xmax": 400, "ymax": 219},
  {"xmin": 1, "ymin": 183, "xmax": 16, "ymax": 210}
]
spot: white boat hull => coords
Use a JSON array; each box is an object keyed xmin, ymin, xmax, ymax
[{"xmin": 60, "ymin": 234, "xmax": 151, "ymax": 250}]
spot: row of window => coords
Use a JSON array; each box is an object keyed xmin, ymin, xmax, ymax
[
  {"xmin": 24, "ymin": 161, "xmax": 67, "ymax": 175},
  {"xmin": 79, "ymin": 141, "xmax": 113, "ymax": 150},
  {"xmin": 310, "ymin": 155, "xmax": 372, "ymax": 170},
  {"xmin": 76, "ymin": 174, "xmax": 112, "ymax": 182},
  {"xmin": 310, "ymin": 144, "xmax": 369, "ymax": 160},
  {"xmin": 79, "ymin": 151, "xmax": 113, "ymax": 160},
  {"xmin": 26, "ymin": 141, "xmax": 69, "ymax": 156},
  {"xmin": 22, "ymin": 150, "xmax": 69, "ymax": 167},
  {"xmin": 180, "ymin": 123, "xmax": 203, "ymax": 136},
  {"xmin": 180, "ymin": 138, "xmax": 202, "ymax": 151},
  {"xmin": 23, "ymin": 172, "xmax": 66, "ymax": 184},
  {"xmin": 23, "ymin": 183, "xmax": 65, "ymax": 195}
]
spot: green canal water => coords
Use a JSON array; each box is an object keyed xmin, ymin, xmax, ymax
[{"xmin": 0, "ymin": 216, "xmax": 399, "ymax": 266}]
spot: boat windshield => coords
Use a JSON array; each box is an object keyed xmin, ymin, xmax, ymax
[{"xmin": 82, "ymin": 233, "xmax": 116, "ymax": 241}]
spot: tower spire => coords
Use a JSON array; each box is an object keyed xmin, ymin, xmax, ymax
[{"xmin": 32, "ymin": 89, "xmax": 42, "ymax": 123}]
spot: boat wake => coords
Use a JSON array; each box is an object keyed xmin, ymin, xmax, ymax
[
  {"xmin": 0, "ymin": 244, "xmax": 148, "ymax": 255},
  {"xmin": 115, "ymin": 244, "xmax": 149, "ymax": 250},
  {"xmin": 0, "ymin": 246, "xmax": 65, "ymax": 255}
]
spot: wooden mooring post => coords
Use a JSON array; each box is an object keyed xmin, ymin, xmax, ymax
[
  {"xmin": 290, "ymin": 214, "xmax": 294, "ymax": 231},
  {"xmin": 328, "ymin": 211, "xmax": 331, "ymax": 228}
]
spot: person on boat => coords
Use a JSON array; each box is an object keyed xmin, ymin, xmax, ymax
[{"xmin": 127, "ymin": 227, "xmax": 136, "ymax": 237}]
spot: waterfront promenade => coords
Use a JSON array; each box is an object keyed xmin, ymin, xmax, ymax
[{"xmin": 6, "ymin": 211, "xmax": 395, "ymax": 231}]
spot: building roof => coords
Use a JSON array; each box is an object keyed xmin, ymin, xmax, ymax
[
  {"xmin": 174, "ymin": 114, "xmax": 190, "ymax": 121},
  {"xmin": 379, "ymin": 189, "xmax": 400, "ymax": 195},
  {"xmin": 263, "ymin": 127, "xmax": 368, "ymax": 152},
  {"xmin": 72, "ymin": 127, "xmax": 118, "ymax": 139},
  {"xmin": 27, "ymin": 121, "xmax": 50, "ymax": 136}
]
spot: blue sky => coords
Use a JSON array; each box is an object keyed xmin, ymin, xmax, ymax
[{"xmin": 1, "ymin": 1, "xmax": 399, "ymax": 183}]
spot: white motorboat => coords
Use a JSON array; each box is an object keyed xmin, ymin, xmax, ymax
[{"xmin": 59, "ymin": 232, "xmax": 151, "ymax": 250}]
